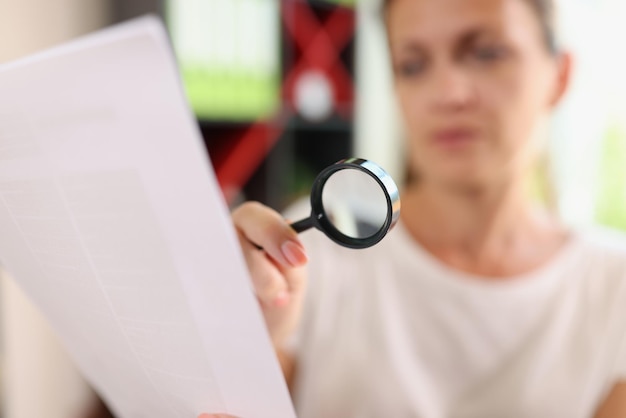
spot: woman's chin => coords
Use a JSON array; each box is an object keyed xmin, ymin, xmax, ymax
[
  {"xmin": 411, "ymin": 157, "xmax": 512, "ymax": 192},
  {"xmin": 429, "ymin": 169, "xmax": 497, "ymax": 192}
]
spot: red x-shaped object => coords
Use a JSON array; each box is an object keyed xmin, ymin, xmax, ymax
[
  {"xmin": 282, "ymin": 0, "xmax": 355, "ymax": 116},
  {"xmin": 215, "ymin": 1, "xmax": 356, "ymax": 204}
]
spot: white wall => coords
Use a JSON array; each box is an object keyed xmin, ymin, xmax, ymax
[
  {"xmin": 0, "ymin": 0, "xmax": 109, "ymax": 62},
  {"xmin": 355, "ymin": 0, "xmax": 405, "ymax": 184}
]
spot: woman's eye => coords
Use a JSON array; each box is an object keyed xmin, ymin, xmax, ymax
[
  {"xmin": 396, "ymin": 60, "xmax": 426, "ymax": 77},
  {"xmin": 472, "ymin": 45, "xmax": 508, "ymax": 62}
]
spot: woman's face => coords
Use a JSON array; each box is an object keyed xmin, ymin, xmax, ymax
[{"xmin": 388, "ymin": 0, "xmax": 567, "ymax": 190}]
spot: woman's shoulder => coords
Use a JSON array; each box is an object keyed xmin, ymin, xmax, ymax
[
  {"xmin": 576, "ymin": 227, "xmax": 626, "ymax": 379},
  {"xmin": 577, "ymin": 225, "xmax": 626, "ymax": 260},
  {"xmin": 573, "ymin": 225, "xmax": 626, "ymax": 305}
]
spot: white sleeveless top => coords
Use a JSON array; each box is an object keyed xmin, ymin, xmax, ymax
[{"xmin": 289, "ymin": 222, "xmax": 626, "ymax": 418}]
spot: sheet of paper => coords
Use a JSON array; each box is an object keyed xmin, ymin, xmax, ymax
[{"xmin": 0, "ymin": 16, "xmax": 295, "ymax": 418}]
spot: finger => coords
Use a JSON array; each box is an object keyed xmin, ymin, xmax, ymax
[
  {"xmin": 232, "ymin": 202, "xmax": 308, "ymax": 268},
  {"xmin": 238, "ymin": 232, "xmax": 290, "ymax": 307},
  {"xmin": 275, "ymin": 257, "xmax": 307, "ymax": 294}
]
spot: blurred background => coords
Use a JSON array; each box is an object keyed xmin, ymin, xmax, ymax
[{"xmin": 0, "ymin": 0, "xmax": 625, "ymax": 416}]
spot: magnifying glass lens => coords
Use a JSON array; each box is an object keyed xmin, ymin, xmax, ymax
[{"xmin": 321, "ymin": 169, "xmax": 388, "ymax": 240}]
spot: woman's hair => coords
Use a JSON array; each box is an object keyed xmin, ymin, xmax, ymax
[{"xmin": 381, "ymin": 0, "xmax": 558, "ymax": 55}]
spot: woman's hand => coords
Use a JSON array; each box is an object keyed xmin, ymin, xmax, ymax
[{"xmin": 231, "ymin": 202, "xmax": 308, "ymax": 348}]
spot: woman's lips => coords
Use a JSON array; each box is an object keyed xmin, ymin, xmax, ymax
[{"xmin": 431, "ymin": 127, "xmax": 480, "ymax": 148}]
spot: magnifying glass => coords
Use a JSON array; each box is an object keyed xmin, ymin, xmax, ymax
[{"xmin": 290, "ymin": 158, "xmax": 401, "ymax": 249}]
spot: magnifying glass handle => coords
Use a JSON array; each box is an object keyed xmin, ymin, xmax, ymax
[{"xmin": 290, "ymin": 216, "xmax": 315, "ymax": 233}]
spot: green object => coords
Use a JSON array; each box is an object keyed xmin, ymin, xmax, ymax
[
  {"xmin": 595, "ymin": 125, "xmax": 626, "ymax": 230},
  {"xmin": 182, "ymin": 67, "xmax": 280, "ymax": 121}
]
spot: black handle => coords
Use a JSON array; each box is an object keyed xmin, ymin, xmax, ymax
[{"xmin": 290, "ymin": 216, "xmax": 315, "ymax": 233}]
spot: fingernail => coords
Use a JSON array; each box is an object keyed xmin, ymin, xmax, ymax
[
  {"xmin": 281, "ymin": 240, "xmax": 308, "ymax": 267},
  {"xmin": 274, "ymin": 290, "xmax": 290, "ymax": 307}
]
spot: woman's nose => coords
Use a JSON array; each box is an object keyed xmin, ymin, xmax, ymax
[{"xmin": 429, "ymin": 64, "xmax": 477, "ymax": 112}]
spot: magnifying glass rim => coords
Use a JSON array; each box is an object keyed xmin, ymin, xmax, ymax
[{"xmin": 309, "ymin": 158, "xmax": 400, "ymax": 249}]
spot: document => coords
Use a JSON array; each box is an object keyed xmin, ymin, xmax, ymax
[{"xmin": 0, "ymin": 16, "xmax": 295, "ymax": 418}]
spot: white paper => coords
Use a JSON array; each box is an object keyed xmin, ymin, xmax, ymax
[{"xmin": 0, "ymin": 16, "xmax": 295, "ymax": 418}]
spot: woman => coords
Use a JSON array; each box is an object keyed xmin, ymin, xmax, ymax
[{"xmin": 224, "ymin": 0, "xmax": 626, "ymax": 416}]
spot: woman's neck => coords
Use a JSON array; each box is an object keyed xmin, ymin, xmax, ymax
[{"xmin": 401, "ymin": 177, "xmax": 568, "ymax": 278}]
